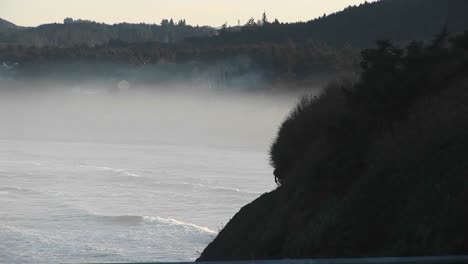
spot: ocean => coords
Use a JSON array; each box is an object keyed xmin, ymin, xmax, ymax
[
  {"xmin": 0, "ymin": 139, "xmax": 276, "ymax": 263},
  {"xmin": 0, "ymin": 85, "xmax": 305, "ymax": 263}
]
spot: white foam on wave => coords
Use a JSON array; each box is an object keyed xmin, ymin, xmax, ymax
[
  {"xmin": 211, "ymin": 186, "xmax": 242, "ymax": 192},
  {"xmin": 180, "ymin": 182, "xmax": 259, "ymax": 194},
  {"xmin": 85, "ymin": 165, "xmax": 141, "ymax": 177},
  {"xmin": 0, "ymin": 160, "xmax": 42, "ymax": 166},
  {"xmin": 0, "ymin": 186, "xmax": 39, "ymax": 194},
  {"xmin": 143, "ymin": 216, "xmax": 217, "ymax": 235},
  {"xmin": 95, "ymin": 213, "xmax": 216, "ymax": 234}
]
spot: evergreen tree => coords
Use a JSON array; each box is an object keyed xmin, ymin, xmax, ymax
[{"xmin": 262, "ymin": 12, "xmax": 269, "ymax": 26}]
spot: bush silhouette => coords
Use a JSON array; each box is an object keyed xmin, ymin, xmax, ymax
[
  {"xmin": 270, "ymin": 30, "xmax": 468, "ymax": 188},
  {"xmin": 200, "ymin": 30, "xmax": 468, "ymax": 261}
]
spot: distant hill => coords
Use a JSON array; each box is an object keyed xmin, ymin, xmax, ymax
[
  {"xmin": 195, "ymin": 0, "xmax": 468, "ymax": 47},
  {"xmin": 2, "ymin": 0, "xmax": 468, "ymax": 48},
  {"xmin": 0, "ymin": 18, "xmax": 216, "ymax": 47},
  {"xmin": 0, "ymin": 18, "xmax": 28, "ymax": 38},
  {"xmin": 0, "ymin": 18, "xmax": 22, "ymax": 33}
]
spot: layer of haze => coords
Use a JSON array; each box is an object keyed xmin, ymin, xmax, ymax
[
  {"xmin": 0, "ymin": 84, "xmax": 304, "ymax": 151},
  {"xmin": 1, "ymin": 0, "xmax": 376, "ymax": 27}
]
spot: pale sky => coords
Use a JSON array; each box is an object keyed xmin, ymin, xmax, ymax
[{"xmin": 0, "ymin": 0, "xmax": 375, "ymax": 27}]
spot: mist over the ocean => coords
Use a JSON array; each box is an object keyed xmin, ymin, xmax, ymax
[
  {"xmin": 0, "ymin": 83, "xmax": 303, "ymax": 150},
  {"xmin": 0, "ymin": 83, "xmax": 306, "ymax": 263}
]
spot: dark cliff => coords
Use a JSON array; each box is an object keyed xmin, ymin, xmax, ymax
[{"xmin": 198, "ymin": 31, "xmax": 468, "ymax": 260}]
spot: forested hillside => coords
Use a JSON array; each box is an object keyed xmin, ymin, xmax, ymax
[
  {"xmin": 2, "ymin": 0, "xmax": 468, "ymax": 48},
  {"xmin": 2, "ymin": 0, "xmax": 468, "ymax": 88},
  {"xmin": 0, "ymin": 18, "xmax": 215, "ymax": 47},
  {"xmin": 0, "ymin": 18, "xmax": 25, "ymax": 33},
  {"xmin": 0, "ymin": 39, "xmax": 359, "ymax": 87},
  {"xmin": 198, "ymin": 0, "xmax": 468, "ymax": 47}
]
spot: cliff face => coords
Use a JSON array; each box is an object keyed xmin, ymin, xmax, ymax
[{"xmin": 197, "ymin": 32, "xmax": 468, "ymax": 261}]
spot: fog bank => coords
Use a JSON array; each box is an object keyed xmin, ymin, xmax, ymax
[{"xmin": 0, "ymin": 83, "xmax": 314, "ymax": 151}]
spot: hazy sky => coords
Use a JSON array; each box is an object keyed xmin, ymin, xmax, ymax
[{"xmin": 1, "ymin": 0, "xmax": 375, "ymax": 27}]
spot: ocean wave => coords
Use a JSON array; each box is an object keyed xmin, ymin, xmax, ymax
[
  {"xmin": 144, "ymin": 216, "xmax": 217, "ymax": 234},
  {"xmin": 211, "ymin": 186, "xmax": 242, "ymax": 192},
  {"xmin": 0, "ymin": 160, "xmax": 42, "ymax": 166},
  {"xmin": 0, "ymin": 223, "xmax": 126, "ymax": 262},
  {"xmin": 85, "ymin": 166, "xmax": 141, "ymax": 177},
  {"xmin": 0, "ymin": 186, "xmax": 40, "ymax": 195},
  {"xmin": 101, "ymin": 215, "xmax": 145, "ymax": 225},
  {"xmin": 1, "ymin": 224, "xmax": 54, "ymax": 245},
  {"xmin": 179, "ymin": 182, "xmax": 260, "ymax": 195},
  {"xmin": 94, "ymin": 214, "xmax": 217, "ymax": 234}
]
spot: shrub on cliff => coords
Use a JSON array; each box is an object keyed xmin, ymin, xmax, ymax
[{"xmin": 270, "ymin": 30, "xmax": 468, "ymax": 188}]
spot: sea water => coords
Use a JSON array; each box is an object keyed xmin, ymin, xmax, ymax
[
  {"xmin": 0, "ymin": 86, "xmax": 306, "ymax": 263},
  {"xmin": 0, "ymin": 139, "xmax": 276, "ymax": 263}
]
